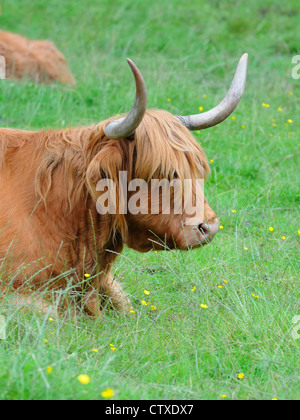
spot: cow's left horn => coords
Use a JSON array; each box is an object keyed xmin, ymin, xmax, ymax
[
  {"xmin": 176, "ymin": 53, "xmax": 248, "ymax": 130},
  {"xmin": 105, "ymin": 58, "xmax": 147, "ymax": 139}
]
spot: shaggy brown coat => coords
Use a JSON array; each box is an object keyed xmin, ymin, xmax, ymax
[{"xmin": 0, "ymin": 110, "xmax": 217, "ymax": 317}]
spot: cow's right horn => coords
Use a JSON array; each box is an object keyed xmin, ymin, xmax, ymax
[{"xmin": 105, "ymin": 58, "xmax": 147, "ymax": 140}]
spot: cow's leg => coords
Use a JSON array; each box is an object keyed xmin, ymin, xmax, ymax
[
  {"xmin": 100, "ymin": 272, "xmax": 132, "ymax": 313},
  {"xmin": 83, "ymin": 284, "xmax": 102, "ymax": 318}
]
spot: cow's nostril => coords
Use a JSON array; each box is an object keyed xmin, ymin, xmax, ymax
[
  {"xmin": 198, "ymin": 223, "xmax": 209, "ymax": 235},
  {"xmin": 198, "ymin": 220, "xmax": 219, "ymax": 240}
]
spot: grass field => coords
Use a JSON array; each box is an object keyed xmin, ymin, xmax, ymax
[{"xmin": 0, "ymin": 0, "xmax": 299, "ymax": 400}]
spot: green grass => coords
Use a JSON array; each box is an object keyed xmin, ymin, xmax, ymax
[{"xmin": 0, "ymin": 0, "xmax": 299, "ymax": 400}]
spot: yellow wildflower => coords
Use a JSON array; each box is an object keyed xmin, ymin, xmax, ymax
[
  {"xmin": 101, "ymin": 388, "xmax": 114, "ymax": 399},
  {"xmin": 219, "ymin": 225, "xmax": 224, "ymax": 229},
  {"xmin": 192, "ymin": 286, "xmax": 196, "ymax": 292},
  {"xmin": 144, "ymin": 290, "xmax": 150, "ymax": 295},
  {"xmin": 237, "ymin": 373, "xmax": 245, "ymax": 379},
  {"xmin": 150, "ymin": 305, "xmax": 157, "ymax": 311},
  {"xmin": 78, "ymin": 374, "xmax": 91, "ymax": 385},
  {"xmin": 199, "ymin": 106, "xmax": 203, "ymax": 111},
  {"xmin": 200, "ymin": 304, "xmax": 208, "ymax": 309},
  {"xmin": 269, "ymin": 227, "xmax": 274, "ymax": 231},
  {"xmin": 46, "ymin": 366, "xmax": 53, "ymax": 374}
]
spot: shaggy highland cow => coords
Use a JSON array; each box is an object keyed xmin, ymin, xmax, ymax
[
  {"xmin": 0, "ymin": 54, "xmax": 247, "ymax": 317},
  {"xmin": 0, "ymin": 29, "xmax": 75, "ymax": 84}
]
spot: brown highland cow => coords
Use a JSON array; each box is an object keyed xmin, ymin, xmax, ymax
[
  {"xmin": 0, "ymin": 55, "xmax": 248, "ymax": 317},
  {"xmin": 0, "ymin": 29, "xmax": 75, "ymax": 84}
]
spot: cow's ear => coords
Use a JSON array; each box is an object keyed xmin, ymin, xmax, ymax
[{"xmin": 86, "ymin": 142, "xmax": 124, "ymax": 194}]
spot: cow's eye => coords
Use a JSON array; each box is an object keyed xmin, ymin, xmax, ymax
[{"xmin": 125, "ymin": 133, "xmax": 135, "ymax": 141}]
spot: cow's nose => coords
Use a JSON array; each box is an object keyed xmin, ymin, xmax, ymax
[{"xmin": 198, "ymin": 220, "xmax": 219, "ymax": 243}]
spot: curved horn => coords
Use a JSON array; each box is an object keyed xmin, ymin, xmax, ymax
[
  {"xmin": 104, "ymin": 58, "xmax": 147, "ymax": 139},
  {"xmin": 176, "ymin": 53, "xmax": 248, "ymax": 130}
]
